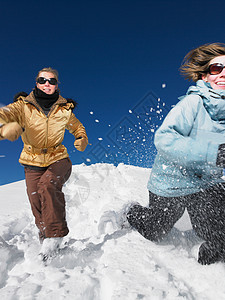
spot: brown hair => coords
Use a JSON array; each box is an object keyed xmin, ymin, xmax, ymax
[
  {"xmin": 36, "ymin": 67, "xmax": 59, "ymax": 82},
  {"xmin": 180, "ymin": 43, "xmax": 225, "ymax": 82}
]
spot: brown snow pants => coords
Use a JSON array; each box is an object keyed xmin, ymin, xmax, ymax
[{"xmin": 24, "ymin": 158, "xmax": 72, "ymax": 240}]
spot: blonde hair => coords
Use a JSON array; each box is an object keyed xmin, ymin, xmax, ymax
[
  {"xmin": 180, "ymin": 43, "xmax": 225, "ymax": 82},
  {"xmin": 36, "ymin": 67, "xmax": 59, "ymax": 82}
]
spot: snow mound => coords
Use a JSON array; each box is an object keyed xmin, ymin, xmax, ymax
[{"xmin": 0, "ymin": 163, "xmax": 225, "ymax": 299}]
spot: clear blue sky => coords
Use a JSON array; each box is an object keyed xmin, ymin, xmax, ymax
[{"xmin": 1, "ymin": 0, "xmax": 225, "ymax": 185}]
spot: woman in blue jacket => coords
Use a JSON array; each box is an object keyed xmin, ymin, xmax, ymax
[{"xmin": 126, "ymin": 43, "xmax": 225, "ymax": 265}]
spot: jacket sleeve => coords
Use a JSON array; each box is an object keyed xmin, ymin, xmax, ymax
[
  {"xmin": 154, "ymin": 95, "xmax": 219, "ymax": 167},
  {"xmin": 0, "ymin": 100, "xmax": 24, "ymax": 126},
  {"xmin": 66, "ymin": 112, "xmax": 88, "ymax": 142}
]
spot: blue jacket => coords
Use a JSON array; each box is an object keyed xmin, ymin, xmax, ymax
[{"xmin": 147, "ymin": 80, "xmax": 225, "ymax": 197}]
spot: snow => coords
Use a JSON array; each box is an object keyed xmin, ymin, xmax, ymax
[{"xmin": 0, "ymin": 163, "xmax": 225, "ymax": 299}]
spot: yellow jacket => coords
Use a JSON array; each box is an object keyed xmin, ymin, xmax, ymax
[{"xmin": 0, "ymin": 91, "xmax": 88, "ymax": 167}]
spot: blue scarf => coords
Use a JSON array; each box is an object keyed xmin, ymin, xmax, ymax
[{"xmin": 180, "ymin": 80, "xmax": 225, "ymax": 121}]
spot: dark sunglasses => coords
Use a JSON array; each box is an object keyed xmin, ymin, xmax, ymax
[
  {"xmin": 208, "ymin": 63, "xmax": 225, "ymax": 75},
  {"xmin": 37, "ymin": 77, "xmax": 58, "ymax": 85}
]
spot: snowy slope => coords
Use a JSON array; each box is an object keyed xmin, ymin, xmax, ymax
[{"xmin": 0, "ymin": 163, "xmax": 225, "ymax": 300}]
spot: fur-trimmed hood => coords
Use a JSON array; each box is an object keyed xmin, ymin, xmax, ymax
[{"xmin": 13, "ymin": 91, "xmax": 78, "ymax": 111}]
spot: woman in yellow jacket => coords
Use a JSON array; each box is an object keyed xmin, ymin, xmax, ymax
[{"xmin": 0, "ymin": 67, "xmax": 88, "ymax": 260}]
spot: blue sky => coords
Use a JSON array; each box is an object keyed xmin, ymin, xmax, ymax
[{"xmin": 1, "ymin": 0, "xmax": 225, "ymax": 185}]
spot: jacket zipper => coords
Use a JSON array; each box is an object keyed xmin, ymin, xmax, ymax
[
  {"xmin": 44, "ymin": 105, "xmax": 57, "ymax": 165},
  {"xmin": 44, "ymin": 117, "xmax": 49, "ymax": 165}
]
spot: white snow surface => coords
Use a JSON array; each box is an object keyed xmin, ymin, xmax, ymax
[{"xmin": 0, "ymin": 163, "xmax": 225, "ymax": 299}]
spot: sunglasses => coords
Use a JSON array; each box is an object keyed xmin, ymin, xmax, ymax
[
  {"xmin": 37, "ymin": 77, "xmax": 58, "ymax": 85},
  {"xmin": 208, "ymin": 63, "xmax": 225, "ymax": 75}
]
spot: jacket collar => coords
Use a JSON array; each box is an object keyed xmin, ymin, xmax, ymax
[
  {"xmin": 182, "ymin": 80, "xmax": 225, "ymax": 121},
  {"xmin": 187, "ymin": 80, "xmax": 225, "ymax": 100},
  {"xmin": 23, "ymin": 91, "xmax": 69, "ymax": 116},
  {"xmin": 25, "ymin": 91, "xmax": 67, "ymax": 106}
]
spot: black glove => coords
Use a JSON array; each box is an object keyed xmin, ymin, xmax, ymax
[{"xmin": 216, "ymin": 144, "xmax": 225, "ymax": 167}]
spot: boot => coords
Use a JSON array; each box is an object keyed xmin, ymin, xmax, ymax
[{"xmin": 39, "ymin": 237, "xmax": 63, "ymax": 261}]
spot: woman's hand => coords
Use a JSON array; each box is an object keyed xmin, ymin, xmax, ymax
[
  {"xmin": 74, "ymin": 136, "xmax": 88, "ymax": 151},
  {"xmin": 0, "ymin": 122, "xmax": 23, "ymax": 141}
]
